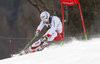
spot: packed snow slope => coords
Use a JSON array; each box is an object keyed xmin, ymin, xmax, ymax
[{"xmin": 0, "ymin": 38, "xmax": 100, "ymax": 64}]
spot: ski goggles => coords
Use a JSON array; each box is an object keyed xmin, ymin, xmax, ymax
[{"xmin": 42, "ymin": 18, "xmax": 49, "ymax": 22}]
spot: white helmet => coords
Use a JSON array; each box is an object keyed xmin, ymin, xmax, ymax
[{"xmin": 40, "ymin": 11, "xmax": 50, "ymax": 22}]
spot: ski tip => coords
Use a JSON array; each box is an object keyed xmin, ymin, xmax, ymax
[{"xmin": 11, "ymin": 54, "xmax": 20, "ymax": 57}]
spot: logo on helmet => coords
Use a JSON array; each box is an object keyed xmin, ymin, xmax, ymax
[{"xmin": 41, "ymin": 15, "xmax": 45, "ymax": 19}]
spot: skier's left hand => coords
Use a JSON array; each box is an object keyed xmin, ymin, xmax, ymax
[{"xmin": 41, "ymin": 35, "xmax": 48, "ymax": 42}]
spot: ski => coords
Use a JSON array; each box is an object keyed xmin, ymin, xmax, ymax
[{"xmin": 11, "ymin": 42, "xmax": 49, "ymax": 57}]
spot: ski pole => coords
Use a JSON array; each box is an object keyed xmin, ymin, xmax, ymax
[{"xmin": 19, "ymin": 36, "xmax": 36, "ymax": 54}]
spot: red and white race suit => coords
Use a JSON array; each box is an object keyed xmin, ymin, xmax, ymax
[{"xmin": 37, "ymin": 16, "xmax": 63, "ymax": 42}]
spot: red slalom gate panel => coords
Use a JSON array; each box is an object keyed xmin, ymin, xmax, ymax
[{"xmin": 61, "ymin": 0, "xmax": 79, "ymax": 6}]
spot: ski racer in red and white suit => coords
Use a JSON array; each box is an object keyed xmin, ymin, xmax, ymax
[{"xmin": 31, "ymin": 11, "xmax": 63, "ymax": 51}]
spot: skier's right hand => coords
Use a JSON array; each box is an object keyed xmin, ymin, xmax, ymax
[{"xmin": 35, "ymin": 31, "xmax": 40, "ymax": 37}]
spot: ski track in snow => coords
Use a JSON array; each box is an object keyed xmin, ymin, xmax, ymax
[{"xmin": 0, "ymin": 38, "xmax": 100, "ymax": 64}]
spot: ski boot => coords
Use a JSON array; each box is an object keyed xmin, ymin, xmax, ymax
[{"xmin": 20, "ymin": 40, "xmax": 49, "ymax": 55}]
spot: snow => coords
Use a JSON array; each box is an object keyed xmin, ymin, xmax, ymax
[{"xmin": 0, "ymin": 38, "xmax": 100, "ymax": 64}]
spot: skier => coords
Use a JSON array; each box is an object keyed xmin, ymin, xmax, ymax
[{"xmin": 22, "ymin": 11, "xmax": 63, "ymax": 54}]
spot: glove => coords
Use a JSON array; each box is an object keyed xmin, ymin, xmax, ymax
[
  {"xmin": 35, "ymin": 31, "xmax": 40, "ymax": 37},
  {"xmin": 41, "ymin": 35, "xmax": 48, "ymax": 42}
]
